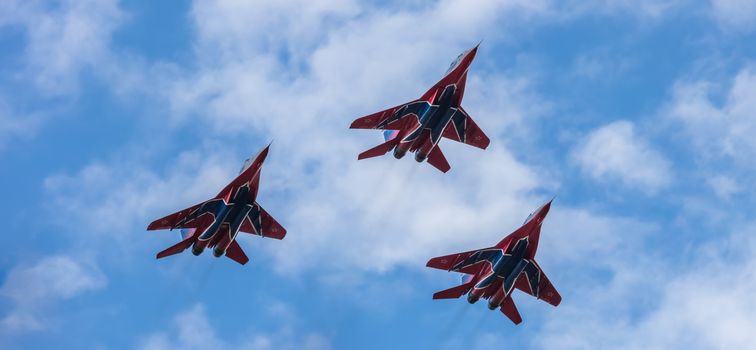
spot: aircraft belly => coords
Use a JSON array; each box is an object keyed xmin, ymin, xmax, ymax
[{"xmin": 227, "ymin": 206, "xmax": 252, "ymax": 241}]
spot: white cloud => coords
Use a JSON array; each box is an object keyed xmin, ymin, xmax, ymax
[
  {"xmin": 0, "ymin": 312, "xmax": 44, "ymax": 333},
  {"xmin": 0, "ymin": 255, "xmax": 106, "ymax": 333},
  {"xmin": 0, "ymin": 0, "xmax": 132, "ymax": 151},
  {"xmin": 43, "ymin": 149, "xmax": 233, "ymax": 236},
  {"xmin": 1, "ymin": 256, "xmax": 106, "ymax": 304},
  {"xmin": 43, "ymin": 0, "xmax": 558, "ymax": 274},
  {"xmin": 0, "ymin": 97, "xmax": 42, "ymax": 149},
  {"xmin": 190, "ymin": 0, "xmax": 361, "ymax": 62},
  {"xmin": 707, "ymin": 174, "xmax": 741, "ymax": 199},
  {"xmin": 571, "ymin": 49, "xmax": 635, "ymax": 81},
  {"xmin": 162, "ymin": 0, "xmax": 559, "ymax": 273},
  {"xmin": 667, "ymin": 67, "xmax": 756, "ymax": 163},
  {"xmin": 571, "ymin": 120, "xmax": 672, "ymax": 193},
  {"xmin": 534, "ymin": 224, "xmax": 756, "ymax": 350},
  {"xmin": 136, "ymin": 304, "xmax": 330, "ymax": 350},
  {"xmin": 710, "ymin": 0, "xmax": 756, "ymax": 31},
  {"xmin": 0, "ymin": 0, "xmax": 125, "ymax": 94}
]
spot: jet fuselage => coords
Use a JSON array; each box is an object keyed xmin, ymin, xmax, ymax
[
  {"xmin": 466, "ymin": 238, "xmax": 531, "ymax": 308},
  {"xmin": 187, "ymin": 185, "xmax": 259, "ymax": 257},
  {"xmin": 392, "ymin": 84, "xmax": 461, "ymax": 162}
]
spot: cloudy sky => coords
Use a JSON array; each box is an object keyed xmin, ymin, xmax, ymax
[{"xmin": 2, "ymin": 0, "xmax": 756, "ymax": 349}]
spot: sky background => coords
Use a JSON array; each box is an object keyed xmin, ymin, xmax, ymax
[{"xmin": 1, "ymin": 0, "xmax": 756, "ymax": 349}]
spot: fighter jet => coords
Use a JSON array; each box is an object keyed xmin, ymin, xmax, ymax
[
  {"xmin": 349, "ymin": 44, "xmax": 490, "ymax": 173},
  {"xmin": 146, "ymin": 144, "xmax": 286, "ymax": 265},
  {"xmin": 426, "ymin": 200, "xmax": 561, "ymax": 324}
]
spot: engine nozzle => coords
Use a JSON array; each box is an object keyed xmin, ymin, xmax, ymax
[
  {"xmin": 414, "ymin": 152, "xmax": 427, "ymax": 163},
  {"xmin": 393, "ymin": 147, "xmax": 407, "ymax": 159}
]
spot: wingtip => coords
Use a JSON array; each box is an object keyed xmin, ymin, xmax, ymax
[
  {"xmin": 435, "ymin": 163, "xmax": 451, "ymax": 173},
  {"xmin": 481, "ymin": 138, "xmax": 491, "ymax": 150}
]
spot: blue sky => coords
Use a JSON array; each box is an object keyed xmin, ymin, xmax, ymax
[{"xmin": 2, "ymin": 0, "xmax": 756, "ymax": 349}]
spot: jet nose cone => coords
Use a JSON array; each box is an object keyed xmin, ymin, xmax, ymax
[
  {"xmin": 469, "ymin": 43, "xmax": 480, "ymax": 58},
  {"xmin": 259, "ymin": 142, "xmax": 271, "ymax": 160},
  {"xmin": 541, "ymin": 198, "xmax": 554, "ymax": 216}
]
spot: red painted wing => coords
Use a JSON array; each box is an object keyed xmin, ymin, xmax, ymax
[
  {"xmin": 426, "ymin": 249, "xmax": 479, "ymax": 271},
  {"xmin": 514, "ymin": 260, "xmax": 561, "ymax": 307},
  {"xmin": 441, "ymin": 106, "xmax": 490, "ymax": 150},
  {"xmin": 350, "ymin": 100, "xmax": 425, "ymax": 130},
  {"xmin": 240, "ymin": 205, "xmax": 287, "ymax": 240},
  {"xmin": 147, "ymin": 203, "xmax": 202, "ymax": 230}
]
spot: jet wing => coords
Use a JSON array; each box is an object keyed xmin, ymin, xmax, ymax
[
  {"xmin": 514, "ymin": 259, "xmax": 561, "ymax": 307},
  {"xmin": 427, "ymin": 248, "xmax": 501, "ymax": 275},
  {"xmin": 156, "ymin": 234, "xmax": 195, "ymax": 260},
  {"xmin": 147, "ymin": 202, "xmax": 203, "ymax": 230},
  {"xmin": 239, "ymin": 203, "xmax": 287, "ymax": 240},
  {"xmin": 350, "ymin": 100, "xmax": 429, "ymax": 130},
  {"xmin": 426, "ymin": 250, "xmax": 479, "ymax": 271},
  {"xmin": 441, "ymin": 106, "xmax": 490, "ymax": 150}
]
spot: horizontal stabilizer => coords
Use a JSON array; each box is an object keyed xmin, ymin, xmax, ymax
[
  {"xmin": 225, "ymin": 240, "xmax": 249, "ymax": 265},
  {"xmin": 156, "ymin": 238, "xmax": 193, "ymax": 260},
  {"xmin": 427, "ymin": 146, "xmax": 450, "ymax": 173},
  {"xmin": 357, "ymin": 139, "xmax": 397, "ymax": 160},
  {"xmin": 432, "ymin": 281, "xmax": 473, "ymax": 300},
  {"xmin": 500, "ymin": 295, "xmax": 522, "ymax": 325}
]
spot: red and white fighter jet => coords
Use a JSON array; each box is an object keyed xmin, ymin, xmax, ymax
[
  {"xmin": 350, "ymin": 44, "xmax": 490, "ymax": 173},
  {"xmin": 146, "ymin": 144, "xmax": 286, "ymax": 265},
  {"xmin": 427, "ymin": 200, "xmax": 561, "ymax": 324}
]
